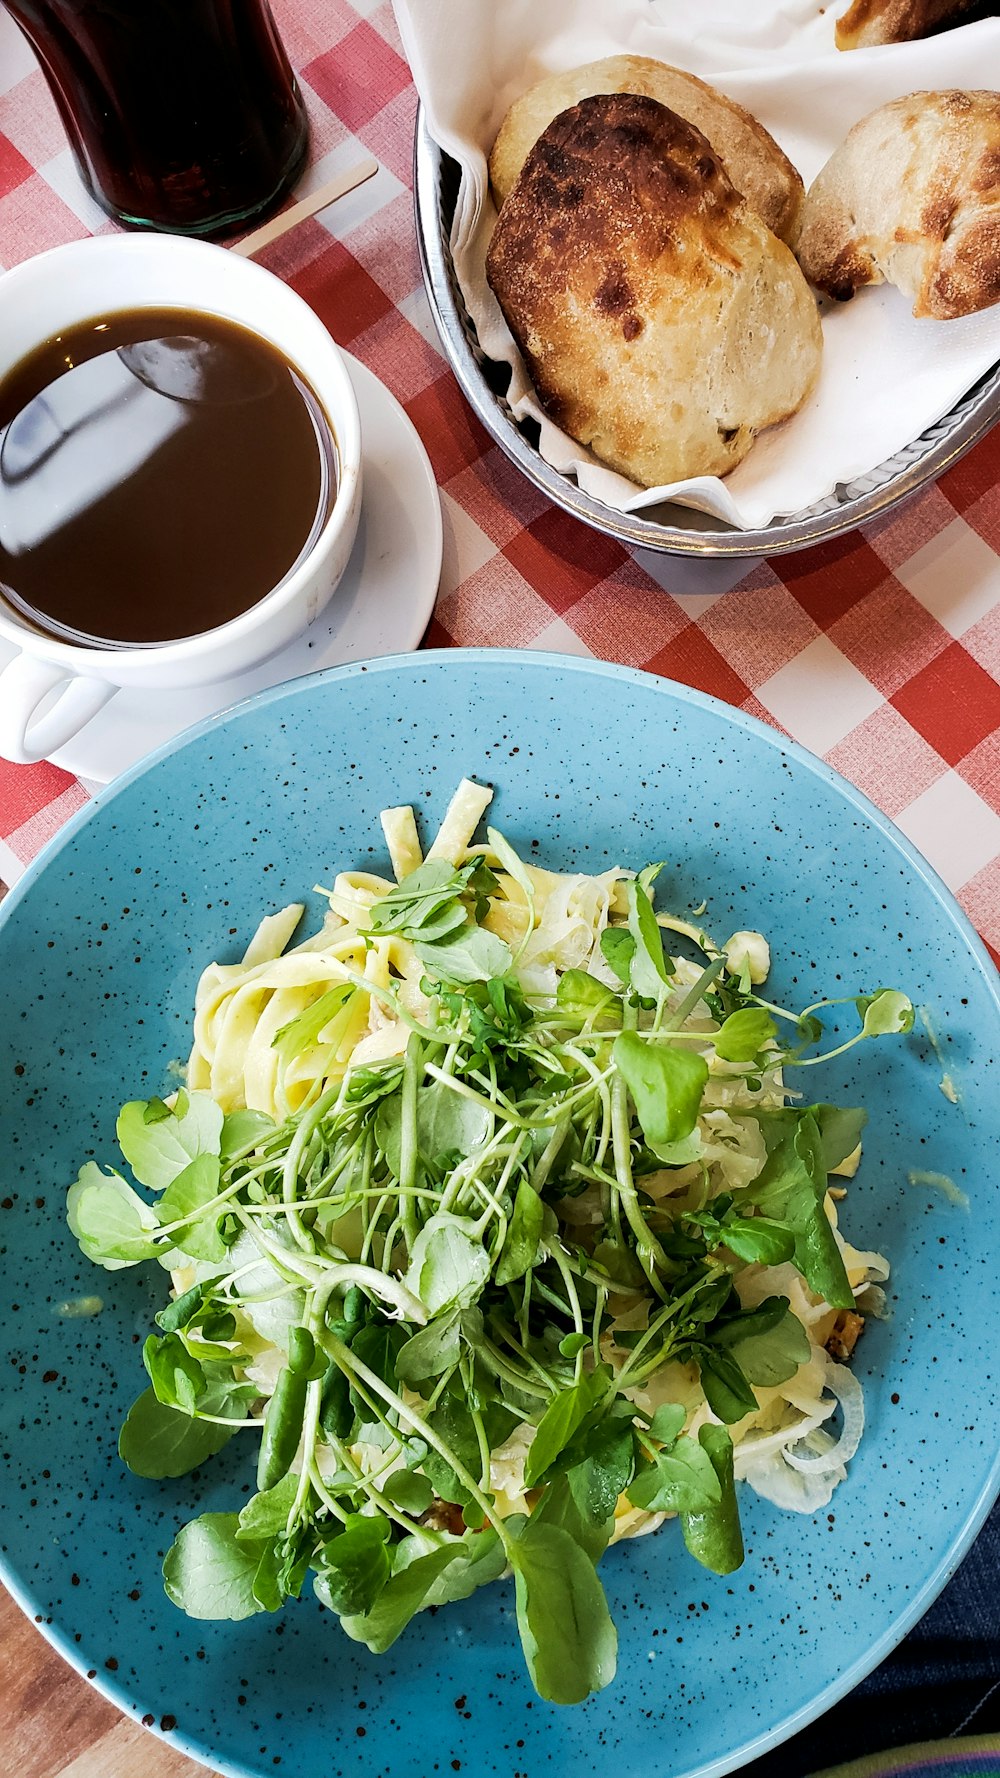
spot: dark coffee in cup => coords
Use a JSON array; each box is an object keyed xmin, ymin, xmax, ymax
[{"xmin": 0, "ymin": 309, "xmax": 337, "ymax": 648}]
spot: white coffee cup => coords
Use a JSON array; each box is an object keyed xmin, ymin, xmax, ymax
[{"xmin": 0, "ymin": 234, "xmax": 362, "ymax": 765}]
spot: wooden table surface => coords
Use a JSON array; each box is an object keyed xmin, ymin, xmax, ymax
[{"xmin": 0, "ymin": 1584, "xmax": 211, "ymax": 1778}]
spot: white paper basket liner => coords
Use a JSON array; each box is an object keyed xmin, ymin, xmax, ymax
[{"xmin": 394, "ymin": 0, "xmax": 1000, "ymax": 531}]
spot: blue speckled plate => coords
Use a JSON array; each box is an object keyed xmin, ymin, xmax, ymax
[{"xmin": 1, "ymin": 650, "xmax": 998, "ymax": 1778}]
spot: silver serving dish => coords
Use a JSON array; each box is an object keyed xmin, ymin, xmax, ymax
[{"xmin": 413, "ymin": 106, "xmax": 1000, "ymax": 558}]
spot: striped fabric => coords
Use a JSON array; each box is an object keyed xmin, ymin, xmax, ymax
[{"xmin": 815, "ymin": 1738, "xmax": 1000, "ymax": 1778}]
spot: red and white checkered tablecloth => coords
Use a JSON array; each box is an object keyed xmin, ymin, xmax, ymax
[{"xmin": 0, "ymin": 0, "xmax": 998, "ymax": 970}]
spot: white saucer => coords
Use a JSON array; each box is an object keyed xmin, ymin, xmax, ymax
[{"xmin": 7, "ymin": 354, "xmax": 442, "ymax": 784}]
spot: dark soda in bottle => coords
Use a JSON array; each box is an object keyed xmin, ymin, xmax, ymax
[{"xmin": 2, "ymin": 0, "xmax": 309, "ymax": 237}]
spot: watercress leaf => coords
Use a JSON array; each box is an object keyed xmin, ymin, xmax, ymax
[
  {"xmin": 407, "ymin": 1213, "xmax": 490, "ymax": 1315},
  {"xmin": 626, "ymin": 875, "xmax": 672, "ymax": 998},
  {"xmin": 558, "ymin": 1331, "xmax": 589, "ymax": 1359},
  {"xmin": 714, "ymin": 1007, "xmax": 777, "ymax": 1063},
  {"xmin": 278, "ymin": 1526, "xmax": 316, "ymax": 1602},
  {"xmin": 468, "ymin": 857, "xmax": 499, "ymax": 912},
  {"xmin": 707, "ymin": 1296, "xmax": 790, "ymax": 1347},
  {"xmin": 591, "ymin": 1239, "xmax": 646, "ymax": 1291},
  {"xmin": 507, "ymin": 1518, "xmax": 617, "ymax": 1705},
  {"xmin": 612, "ymin": 1033, "xmax": 708, "ymax": 1151},
  {"xmin": 395, "ymin": 1310, "xmax": 461, "ymax": 1384},
  {"xmin": 367, "ymin": 859, "xmax": 465, "ymax": 935},
  {"xmin": 420, "ymin": 1392, "xmax": 483, "ymax": 1507},
  {"xmin": 202, "ymin": 1301, "xmax": 234, "ymax": 1329},
  {"xmin": 523, "ymin": 1367, "xmax": 613, "ymax": 1488},
  {"xmin": 856, "ymin": 988, "xmax": 914, "ymax": 1037},
  {"xmin": 418, "ymin": 1526, "xmax": 507, "ymax": 1605},
  {"xmin": 812, "ymin": 1104, "xmax": 868, "ymax": 1172},
  {"xmin": 382, "ymin": 1470, "xmax": 434, "ymax": 1516},
  {"xmin": 728, "ymin": 1308, "xmax": 810, "ymax": 1387},
  {"xmin": 531, "ymin": 1474, "xmax": 613, "ymax": 1563},
  {"xmin": 418, "ymin": 1083, "xmax": 492, "ymax": 1170},
  {"xmin": 600, "ymin": 927, "xmax": 635, "ymax": 985},
  {"xmin": 679, "ymin": 1425, "xmax": 744, "ymax": 1576},
  {"xmin": 648, "ymin": 1128, "xmax": 704, "ymax": 1167},
  {"xmin": 220, "ymin": 1109, "xmax": 274, "ymax": 1158},
  {"xmin": 66, "ymin": 1162, "xmax": 161, "ymax": 1269},
  {"xmin": 483, "ymin": 975, "xmax": 531, "ymax": 1038},
  {"xmin": 743, "ymin": 1115, "xmax": 854, "ymax": 1310},
  {"xmin": 142, "ymin": 1331, "xmax": 205, "ymax": 1414},
  {"xmin": 374, "ymin": 1092, "xmax": 403, "ymax": 1172},
  {"xmin": 791, "ymin": 1117, "xmax": 854, "ymax": 1309},
  {"xmin": 116, "ymin": 1092, "xmax": 223, "ymax": 1191},
  {"xmin": 555, "ymin": 970, "xmax": 618, "ymax": 1025},
  {"xmin": 561, "ymin": 1413, "xmax": 637, "ymax": 1525},
  {"xmin": 349, "ymin": 1321, "xmax": 408, "ymax": 1398},
  {"xmin": 719, "ymin": 1216, "xmax": 795, "ymax": 1267},
  {"xmin": 237, "ymin": 1472, "xmax": 300, "ymax": 1540},
  {"xmin": 314, "ymin": 1515, "xmax": 391, "ymax": 1617},
  {"xmin": 118, "ymin": 1387, "xmax": 239, "ymax": 1478},
  {"xmin": 250, "ymin": 1538, "xmax": 287, "ymax": 1613},
  {"xmin": 646, "ymin": 1403, "xmax": 686, "ymax": 1446},
  {"xmin": 185, "ymin": 1335, "xmax": 243, "ymax": 1368},
  {"xmin": 335, "ymin": 1544, "xmax": 466, "ymax": 1652},
  {"xmin": 628, "ymin": 1434, "xmax": 721, "ymax": 1514},
  {"xmin": 415, "ymin": 926, "xmax": 512, "ymax": 985},
  {"xmin": 686, "ymin": 1270, "xmax": 738, "ymax": 1330},
  {"xmin": 378, "ymin": 1083, "xmax": 491, "ymax": 1178},
  {"xmin": 199, "ymin": 1362, "xmax": 258, "ymax": 1418},
  {"xmin": 754, "ymin": 1104, "xmax": 868, "ymax": 1175},
  {"xmin": 163, "ymin": 1513, "xmax": 267, "ymax": 1620},
  {"xmin": 495, "ymin": 1178, "xmax": 544, "ymax": 1286},
  {"xmin": 158, "ymin": 1153, "xmax": 225, "ymax": 1261},
  {"xmin": 697, "ymin": 1346, "xmax": 758, "ymax": 1424},
  {"xmin": 402, "ymin": 901, "xmax": 470, "ymax": 943}
]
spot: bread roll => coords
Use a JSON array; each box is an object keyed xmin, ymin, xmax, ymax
[
  {"xmin": 835, "ymin": 0, "xmax": 996, "ymax": 48},
  {"xmin": 794, "ymin": 90, "xmax": 1000, "ymax": 319},
  {"xmin": 489, "ymin": 54, "xmax": 803, "ymax": 242},
  {"xmin": 485, "ymin": 93, "xmax": 823, "ymax": 489}
]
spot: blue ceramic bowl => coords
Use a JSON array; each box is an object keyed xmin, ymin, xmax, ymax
[{"xmin": 1, "ymin": 651, "xmax": 998, "ymax": 1778}]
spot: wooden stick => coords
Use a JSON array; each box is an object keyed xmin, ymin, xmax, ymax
[{"xmin": 230, "ymin": 156, "xmax": 379, "ymax": 258}]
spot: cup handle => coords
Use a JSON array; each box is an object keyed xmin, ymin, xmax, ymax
[{"xmin": 0, "ymin": 652, "xmax": 116, "ymax": 765}]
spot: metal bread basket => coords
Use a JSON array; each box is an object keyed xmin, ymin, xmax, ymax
[{"xmin": 413, "ymin": 106, "xmax": 1000, "ymax": 558}]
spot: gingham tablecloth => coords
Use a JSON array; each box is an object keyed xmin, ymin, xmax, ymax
[{"xmin": 1, "ymin": 2, "xmax": 999, "ymax": 963}]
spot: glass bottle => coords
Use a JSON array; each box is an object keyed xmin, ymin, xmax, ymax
[{"xmin": 1, "ymin": 0, "xmax": 309, "ymax": 238}]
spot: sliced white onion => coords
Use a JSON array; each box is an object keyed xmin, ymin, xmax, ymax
[
  {"xmin": 741, "ymin": 1450, "xmax": 845, "ymax": 1512},
  {"xmin": 784, "ymin": 1361, "xmax": 864, "ymax": 1473},
  {"xmin": 854, "ymin": 1249, "xmax": 890, "ymax": 1284},
  {"xmin": 732, "ymin": 1403, "xmax": 831, "ymax": 1471},
  {"xmin": 855, "ymin": 1283, "xmax": 888, "ymax": 1319}
]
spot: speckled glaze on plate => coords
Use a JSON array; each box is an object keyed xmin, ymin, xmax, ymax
[{"xmin": 1, "ymin": 650, "xmax": 998, "ymax": 1778}]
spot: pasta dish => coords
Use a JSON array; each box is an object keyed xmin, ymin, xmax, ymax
[{"xmin": 66, "ymin": 780, "xmax": 912, "ymax": 1703}]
